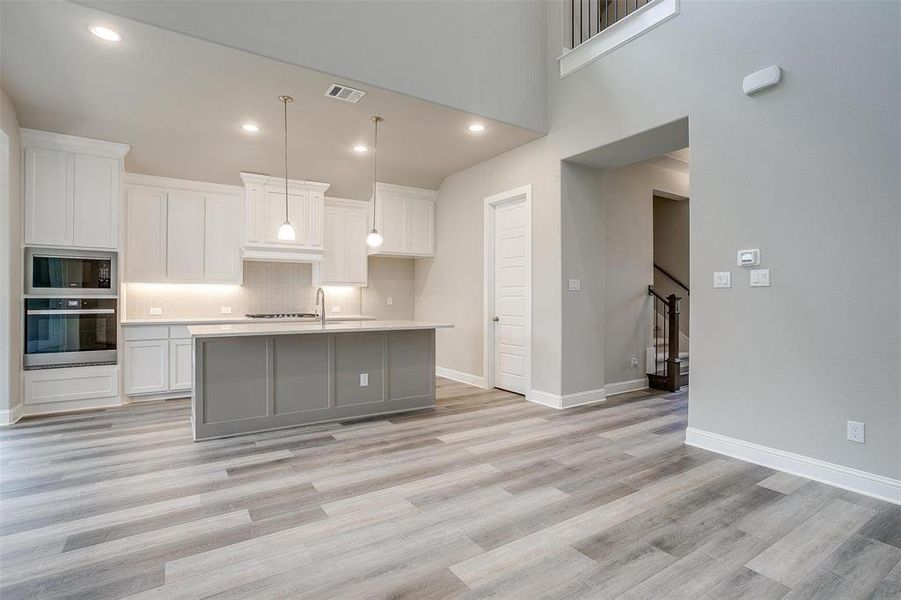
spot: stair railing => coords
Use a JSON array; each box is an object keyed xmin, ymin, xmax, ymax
[
  {"xmin": 648, "ymin": 285, "xmax": 682, "ymax": 392},
  {"xmin": 568, "ymin": 0, "xmax": 656, "ymax": 49}
]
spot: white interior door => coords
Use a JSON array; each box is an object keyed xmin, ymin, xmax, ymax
[{"xmin": 492, "ymin": 199, "xmax": 529, "ymax": 395}]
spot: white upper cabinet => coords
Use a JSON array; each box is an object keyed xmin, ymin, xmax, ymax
[
  {"xmin": 24, "ymin": 146, "xmax": 72, "ymax": 247},
  {"xmin": 204, "ymin": 194, "xmax": 243, "ymax": 282},
  {"xmin": 73, "ymin": 154, "xmax": 119, "ymax": 248},
  {"xmin": 370, "ymin": 183, "xmax": 437, "ymax": 257},
  {"xmin": 22, "ymin": 129, "xmax": 128, "ymax": 250},
  {"xmin": 320, "ymin": 198, "xmax": 369, "ymax": 286},
  {"xmin": 125, "ymin": 187, "xmax": 167, "ymax": 282},
  {"xmin": 166, "ymin": 191, "xmax": 205, "ymax": 281},
  {"xmin": 241, "ymin": 172, "xmax": 329, "ymax": 262},
  {"xmin": 124, "ymin": 174, "xmax": 243, "ymax": 284}
]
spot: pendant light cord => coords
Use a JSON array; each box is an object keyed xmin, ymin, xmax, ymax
[
  {"xmin": 283, "ymin": 97, "xmax": 289, "ymax": 223},
  {"xmin": 371, "ymin": 117, "xmax": 379, "ymax": 226}
]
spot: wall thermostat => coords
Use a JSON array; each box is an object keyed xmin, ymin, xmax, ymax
[{"xmin": 737, "ymin": 249, "xmax": 760, "ymax": 266}]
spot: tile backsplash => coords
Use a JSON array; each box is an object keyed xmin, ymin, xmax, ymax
[{"xmin": 124, "ymin": 262, "xmax": 362, "ymax": 319}]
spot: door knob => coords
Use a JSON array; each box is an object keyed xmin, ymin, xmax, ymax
[{"xmin": 492, "ymin": 316, "xmax": 499, "ymax": 322}]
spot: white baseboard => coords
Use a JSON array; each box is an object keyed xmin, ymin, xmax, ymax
[
  {"xmin": 605, "ymin": 377, "xmax": 648, "ymax": 396},
  {"xmin": 435, "ymin": 366, "xmax": 488, "ymax": 389},
  {"xmin": 0, "ymin": 402, "xmax": 25, "ymax": 426},
  {"xmin": 528, "ymin": 387, "xmax": 606, "ymax": 409},
  {"xmin": 685, "ymin": 427, "xmax": 901, "ymax": 505}
]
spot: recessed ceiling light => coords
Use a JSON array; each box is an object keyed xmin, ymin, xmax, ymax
[
  {"xmin": 468, "ymin": 123, "xmax": 486, "ymax": 133},
  {"xmin": 241, "ymin": 123, "xmax": 260, "ymax": 133},
  {"xmin": 89, "ymin": 25, "xmax": 121, "ymax": 42},
  {"xmin": 353, "ymin": 145, "xmax": 368, "ymax": 153}
]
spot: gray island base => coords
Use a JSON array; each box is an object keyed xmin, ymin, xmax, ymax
[{"xmin": 187, "ymin": 321, "xmax": 453, "ymax": 441}]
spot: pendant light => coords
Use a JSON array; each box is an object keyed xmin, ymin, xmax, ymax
[
  {"xmin": 277, "ymin": 95, "xmax": 296, "ymax": 241},
  {"xmin": 366, "ymin": 116, "xmax": 384, "ymax": 248}
]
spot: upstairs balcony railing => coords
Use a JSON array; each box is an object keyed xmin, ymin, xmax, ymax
[{"xmin": 567, "ymin": 0, "xmax": 657, "ymax": 49}]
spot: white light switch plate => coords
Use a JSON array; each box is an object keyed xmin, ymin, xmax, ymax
[
  {"xmin": 568, "ymin": 278, "xmax": 582, "ymax": 291},
  {"xmin": 387, "ymin": 296, "xmax": 393, "ymax": 306},
  {"xmin": 150, "ymin": 307, "xmax": 163, "ymax": 315},
  {"xmin": 332, "ymin": 306, "xmax": 341, "ymax": 313},
  {"xmin": 713, "ymin": 272, "xmax": 731, "ymax": 289},
  {"xmin": 360, "ymin": 373, "xmax": 369, "ymax": 387},
  {"xmin": 750, "ymin": 269, "xmax": 771, "ymax": 287}
]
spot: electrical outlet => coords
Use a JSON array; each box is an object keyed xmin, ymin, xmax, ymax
[
  {"xmin": 847, "ymin": 420, "xmax": 865, "ymax": 443},
  {"xmin": 359, "ymin": 373, "xmax": 369, "ymax": 387},
  {"xmin": 331, "ymin": 305, "xmax": 341, "ymax": 313},
  {"xmin": 387, "ymin": 296, "xmax": 393, "ymax": 306},
  {"xmin": 220, "ymin": 306, "xmax": 232, "ymax": 314},
  {"xmin": 150, "ymin": 307, "xmax": 162, "ymax": 315}
]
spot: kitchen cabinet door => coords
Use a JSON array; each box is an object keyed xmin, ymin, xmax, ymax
[
  {"xmin": 25, "ymin": 147, "xmax": 73, "ymax": 247},
  {"xmin": 322, "ymin": 202, "xmax": 368, "ymax": 286},
  {"xmin": 407, "ymin": 198, "xmax": 435, "ymax": 256},
  {"xmin": 169, "ymin": 339, "xmax": 193, "ymax": 391},
  {"xmin": 322, "ymin": 207, "xmax": 348, "ymax": 283},
  {"xmin": 73, "ymin": 154, "xmax": 118, "ymax": 249},
  {"xmin": 378, "ymin": 195, "xmax": 407, "ymax": 254},
  {"xmin": 126, "ymin": 188, "xmax": 167, "ymax": 282},
  {"xmin": 166, "ymin": 191, "xmax": 205, "ymax": 281},
  {"xmin": 125, "ymin": 340, "xmax": 169, "ymax": 395},
  {"xmin": 309, "ymin": 192, "xmax": 323, "ymax": 249},
  {"xmin": 204, "ymin": 194, "xmax": 242, "ymax": 283},
  {"xmin": 345, "ymin": 209, "xmax": 369, "ymax": 284}
]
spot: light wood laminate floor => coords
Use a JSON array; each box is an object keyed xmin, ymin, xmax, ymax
[{"xmin": 1, "ymin": 380, "xmax": 899, "ymax": 599}]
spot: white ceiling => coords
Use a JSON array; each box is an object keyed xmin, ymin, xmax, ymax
[{"xmin": 0, "ymin": 1, "xmax": 542, "ymax": 199}]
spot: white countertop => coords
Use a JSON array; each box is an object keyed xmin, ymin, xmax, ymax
[
  {"xmin": 121, "ymin": 315, "xmax": 376, "ymax": 326},
  {"xmin": 188, "ymin": 320, "xmax": 453, "ymax": 338}
]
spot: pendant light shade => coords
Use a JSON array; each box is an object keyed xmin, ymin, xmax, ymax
[
  {"xmin": 366, "ymin": 229, "xmax": 383, "ymax": 248},
  {"xmin": 366, "ymin": 116, "xmax": 384, "ymax": 248},
  {"xmin": 278, "ymin": 222, "xmax": 296, "ymax": 241},
  {"xmin": 277, "ymin": 95, "xmax": 296, "ymax": 242}
]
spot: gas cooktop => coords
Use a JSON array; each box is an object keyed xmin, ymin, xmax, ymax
[{"xmin": 245, "ymin": 312, "xmax": 318, "ymax": 319}]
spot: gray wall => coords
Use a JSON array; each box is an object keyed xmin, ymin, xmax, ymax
[
  {"xmin": 560, "ymin": 162, "xmax": 605, "ymax": 395},
  {"xmin": 364, "ymin": 257, "xmax": 415, "ymax": 321},
  {"xmin": 0, "ymin": 88, "xmax": 22, "ymax": 413},
  {"xmin": 416, "ymin": 0, "xmax": 900, "ymax": 479},
  {"xmin": 79, "ymin": 0, "xmax": 548, "ymax": 133}
]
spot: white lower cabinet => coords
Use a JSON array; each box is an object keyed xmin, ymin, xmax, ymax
[
  {"xmin": 24, "ymin": 365, "xmax": 119, "ymax": 407},
  {"xmin": 169, "ymin": 339, "xmax": 193, "ymax": 391},
  {"xmin": 124, "ymin": 325, "xmax": 192, "ymax": 396},
  {"xmin": 124, "ymin": 339, "xmax": 169, "ymax": 395}
]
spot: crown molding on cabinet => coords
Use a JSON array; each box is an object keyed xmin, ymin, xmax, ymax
[
  {"xmin": 123, "ymin": 172, "xmax": 243, "ymax": 196},
  {"xmin": 376, "ymin": 182, "xmax": 438, "ymax": 201},
  {"xmin": 20, "ymin": 128, "xmax": 130, "ymax": 159},
  {"xmin": 325, "ymin": 197, "xmax": 370, "ymax": 210},
  {"xmin": 240, "ymin": 172, "xmax": 330, "ymax": 195}
]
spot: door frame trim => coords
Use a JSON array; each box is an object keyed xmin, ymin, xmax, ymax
[{"xmin": 483, "ymin": 184, "xmax": 532, "ymax": 397}]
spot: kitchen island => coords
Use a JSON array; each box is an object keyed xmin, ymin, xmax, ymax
[{"xmin": 187, "ymin": 320, "xmax": 452, "ymax": 440}]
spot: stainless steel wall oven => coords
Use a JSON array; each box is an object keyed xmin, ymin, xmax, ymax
[{"xmin": 25, "ymin": 298, "xmax": 118, "ymax": 368}]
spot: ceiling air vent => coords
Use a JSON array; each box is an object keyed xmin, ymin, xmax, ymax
[{"xmin": 325, "ymin": 84, "xmax": 366, "ymax": 103}]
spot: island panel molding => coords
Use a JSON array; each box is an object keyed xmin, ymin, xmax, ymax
[{"xmin": 190, "ymin": 321, "xmax": 451, "ymax": 440}]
